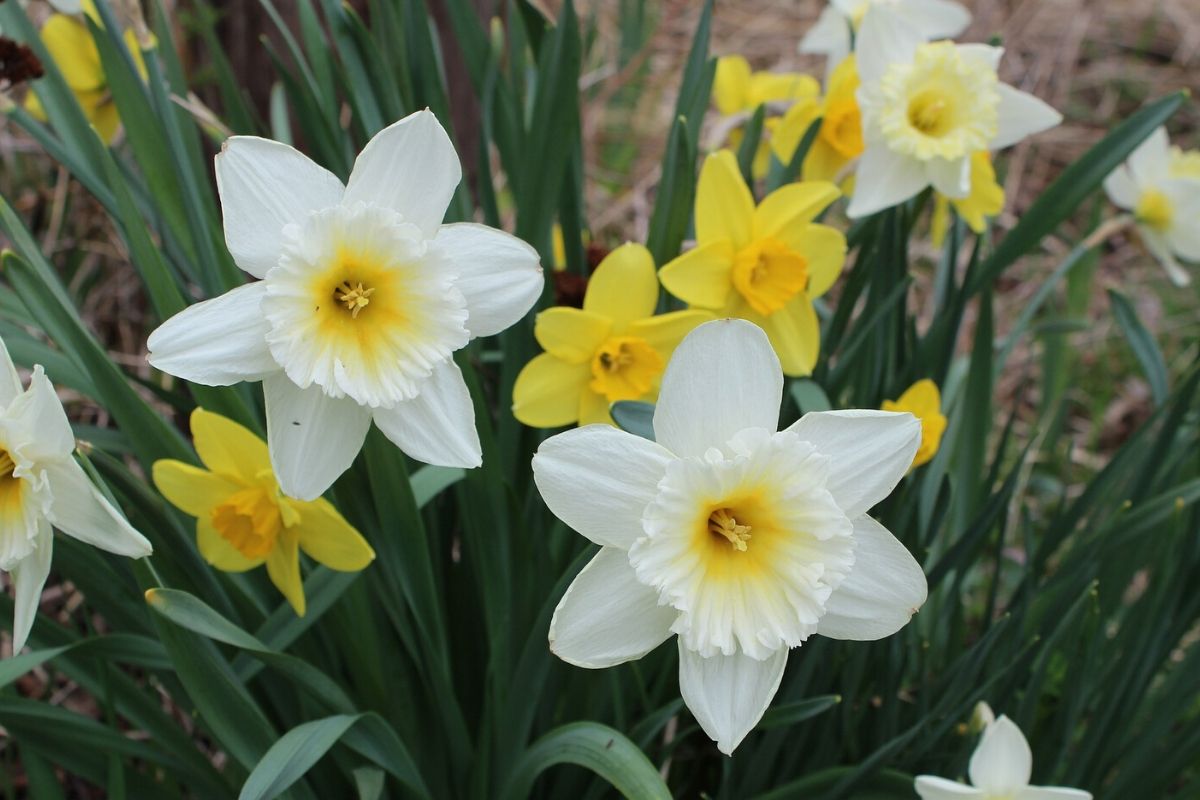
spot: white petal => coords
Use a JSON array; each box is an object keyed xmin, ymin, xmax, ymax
[
  {"xmin": 846, "ymin": 144, "xmax": 930, "ymax": 218},
  {"xmin": 928, "ymin": 156, "xmax": 971, "ymax": 199},
  {"xmin": 343, "ymin": 110, "xmax": 462, "ymax": 240},
  {"xmin": 1142, "ymin": 228, "xmax": 1193, "ymax": 287},
  {"xmin": 434, "ymin": 223, "xmax": 543, "ymax": 338},
  {"xmin": 549, "ymin": 547, "xmax": 676, "ymax": 668},
  {"xmin": 678, "ymin": 643, "xmax": 788, "ymax": 755},
  {"xmin": 1127, "ymin": 126, "xmax": 1170, "ymax": 186},
  {"xmin": 897, "ymin": 0, "xmax": 973, "ymax": 39},
  {"xmin": 1102, "ymin": 164, "xmax": 1139, "ymax": 210},
  {"xmin": 10, "ymin": 520, "xmax": 53, "ymax": 654},
  {"xmin": 5, "ymin": 367, "xmax": 74, "ymax": 463},
  {"xmin": 653, "ymin": 320, "xmax": 782, "ymax": 458},
  {"xmin": 785, "ymin": 409, "xmax": 920, "ymax": 517},
  {"xmin": 44, "ymin": 458, "xmax": 153, "ymax": 557},
  {"xmin": 147, "ymin": 283, "xmax": 277, "ymax": 386},
  {"xmin": 215, "ymin": 136, "xmax": 345, "ymax": 279},
  {"xmin": 1019, "ymin": 788, "xmax": 1093, "ymax": 800},
  {"xmin": 532, "ymin": 424, "xmax": 673, "ymax": 550},
  {"xmin": 47, "ymin": 0, "xmax": 83, "ymax": 12},
  {"xmin": 914, "ymin": 776, "xmax": 985, "ymax": 799},
  {"xmin": 969, "ymin": 716, "xmax": 1032, "ymax": 795},
  {"xmin": 1162, "ymin": 180, "xmax": 1200, "ymax": 262},
  {"xmin": 856, "ymin": 5, "xmax": 923, "ymax": 85},
  {"xmin": 371, "ymin": 359, "xmax": 481, "ymax": 469},
  {"xmin": 0, "ymin": 337, "xmax": 23, "ymax": 407},
  {"xmin": 991, "ymin": 84, "xmax": 1062, "ymax": 150},
  {"xmin": 817, "ymin": 515, "xmax": 927, "ymax": 640},
  {"xmin": 264, "ymin": 373, "xmax": 373, "ymax": 501},
  {"xmin": 798, "ymin": 6, "xmax": 850, "ymax": 56},
  {"xmin": 955, "ymin": 43, "xmax": 1004, "ymax": 73}
]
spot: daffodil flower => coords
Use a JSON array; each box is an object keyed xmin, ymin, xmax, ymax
[
  {"xmin": 147, "ymin": 110, "xmax": 544, "ymax": 500},
  {"xmin": 799, "ymin": 0, "xmax": 971, "ymax": 72},
  {"xmin": 659, "ymin": 151, "xmax": 845, "ymax": 376},
  {"xmin": 916, "ymin": 715, "xmax": 1092, "ymax": 800},
  {"xmin": 848, "ymin": 6, "xmax": 1061, "ymax": 218},
  {"xmin": 1103, "ymin": 126, "xmax": 1200, "ymax": 287},
  {"xmin": 713, "ymin": 56, "xmax": 820, "ymax": 180},
  {"xmin": 930, "ymin": 151, "xmax": 1005, "ymax": 247},
  {"xmin": 153, "ymin": 408, "xmax": 374, "ymax": 616},
  {"xmin": 772, "ymin": 56, "xmax": 863, "ymax": 186},
  {"xmin": 0, "ymin": 339, "xmax": 152, "ymax": 654},
  {"xmin": 512, "ymin": 243, "xmax": 710, "ymax": 428},
  {"xmin": 533, "ymin": 320, "xmax": 927, "ymax": 753},
  {"xmin": 882, "ymin": 378, "xmax": 946, "ymax": 468}
]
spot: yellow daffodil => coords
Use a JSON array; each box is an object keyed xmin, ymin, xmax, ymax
[
  {"xmin": 152, "ymin": 408, "xmax": 375, "ymax": 616},
  {"xmin": 26, "ymin": 0, "xmax": 148, "ymax": 144},
  {"xmin": 513, "ymin": 243, "xmax": 711, "ymax": 427},
  {"xmin": 772, "ymin": 56, "xmax": 863, "ymax": 189},
  {"xmin": 930, "ymin": 151, "xmax": 1005, "ymax": 247},
  {"xmin": 658, "ymin": 150, "xmax": 845, "ymax": 376},
  {"xmin": 714, "ymin": 56, "xmax": 820, "ymax": 180},
  {"xmin": 882, "ymin": 379, "xmax": 946, "ymax": 469}
]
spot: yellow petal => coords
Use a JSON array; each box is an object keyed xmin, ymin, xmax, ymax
[
  {"xmin": 931, "ymin": 195, "xmax": 951, "ymax": 248},
  {"xmin": 750, "ymin": 296, "xmax": 820, "ymax": 377},
  {"xmin": 896, "ymin": 378, "xmax": 942, "ymax": 418},
  {"xmin": 87, "ymin": 95, "xmax": 121, "ymax": 144},
  {"xmin": 196, "ymin": 516, "xmax": 264, "ymax": 572},
  {"xmin": 696, "ymin": 151, "xmax": 754, "ymax": 250},
  {"xmin": 190, "ymin": 407, "xmax": 271, "ymax": 484},
  {"xmin": 951, "ymin": 151, "xmax": 1005, "ymax": 233},
  {"xmin": 122, "ymin": 27, "xmax": 151, "ymax": 81},
  {"xmin": 152, "ymin": 459, "xmax": 241, "ymax": 518},
  {"xmin": 24, "ymin": 90, "xmax": 48, "ymax": 122},
  {"xmin": 754, "ymin": 181, "xmax": 841, "ymax": 241},
  {"xmin": 578, "ymin": 388, "xmax": 613, "ymax": 427},
  {"xmin": 658, "ymin": 240, "xmax": 736, "ymax": 309},
  {"xmin": 512, "ymin": 353, "xmax": 590, "ymax": 428},
  {"xmin": 748, "ymin": 72, "xmax": 819, "ymax": 107},
  {"xmin": 713, "ymin": 56, "xmax": 752, "ymax": 115},
  {"xmin": 293, "ymin": 499, "xmax": 375, "ymax": 572},
  {"xmin": 913, "ymin": 412, "xmax": 948, "ymax": 468},
  {"xmin": 777, "ymin": 223, "xmax": 846, "ymax": 299},
  {"xmin": 583, "ymin": 243, "xmax": 659, "ymax": 331},
  {"xmin": 627, "ymin": 310, "xmax": 715, "ymax": 360},
  {"xmin": 266, "ymin": 530, "xmax": 305, "ymax": 616},
  {"xmin": 801, "ymin": 139, "xmax": 850, "ymax": 184},
  {"xmin": 771, "ymin": 97, "xmax": 821, "ymax": 166},
  {"xmin": 41, "ymin": 15, "xmax": 104, "ymax": 93},
  {"xmin": 534, "ymin": 307, "xmax": 612, "ymax": 363}
]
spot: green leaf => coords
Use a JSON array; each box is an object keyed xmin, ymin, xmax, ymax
[
  {"xmin": 239, "ymin": 714, "xmax": 359, "ymax": 800},
  {"xmin": 611, "ymin": 400, "xmax": 656, "ymax": 440},
  {"xmin": 0, "ymin": 635, "xmax": 169, "ymax": 691},
  {"xmin": 1108, "ymin": 288, "xmax": 1169, "ymax": 406},
  {"xmin": 502, "ymin": 722, "xmax": 671, "ymax": 800},
  {"xmin": 788, "ymin": 379, "xmax": 832, "ymax": 414}
]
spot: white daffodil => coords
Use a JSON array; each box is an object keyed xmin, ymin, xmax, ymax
[
  {"xmin": 916, "ymin": 715, "xmax": 1092, "ymax": 800},
  {"xmin": 147, "ymin": 110, "xmax": 544, "ymax": 500},
  {"xmin": 1103, "ymin": 126, "xmax": 1200, "ymax": 286},
  {"xmin": 847, "ymin": 6, "xmax": 1061, "ymax": 218},
  {"xmin": 532, "ymin": 319, "xmax": 927, "ymax": 754},
  {"xmin": 0, "ymin": 338, "xmax": 152, "ymax": 655},
  {"xmin": 800, "ymin": 0, "xmax": 970, "ymax": 72}
]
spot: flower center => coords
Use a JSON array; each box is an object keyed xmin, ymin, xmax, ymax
[
  {"xmin": 0, "ymin": 448, "xmax": 23, "ymax": 521},
  {"xmin": 335, "ymin": 280, "xmax": 376, "ymax": 318},
  {"xmin": 907, "ymin": 91, "xmax": 950, "ymax": 136},
  {"xmin": 822, "ymin": 96, "xmax": 865, "ymax": 159},
  {"xmin": 1135, "ymin": 188, "xmax": 1173, "ymax": 232},
  {"xmin": 211, "ymin": 486, "xmax": 283, "ymax": 559},
  {"xmin": 588, "ymin": 336, "xmax": 664, "ymax": 403},
  {"xmin": 731, "ymin": 238, "xmax": 809, "ymax": 316},
  {"xmin": 707, "ymin": 507, "xmax": 752, "ymax": 551}
]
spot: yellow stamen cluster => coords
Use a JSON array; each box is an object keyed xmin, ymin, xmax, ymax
[
  {"xmin": 588, "ymin": 337, "xmax": 664, "ymax": 403},
  {"xmin": 1135, "ymin": 189, "xmax": 1174, "ymax": 232},
  {"xmin": 336, "ymin": 280, "xmax": 376, "ymax": 318},
  {"xmin": 211, "ymin": 486, "xmax": 284, "ymax": 559},
  {"xmin": 708, "ymin": 507, "xmax": 752, "ymax": 552},
  {"xmin": 732, "ymin": 238, "xmax": 810, "ymax": 316}
]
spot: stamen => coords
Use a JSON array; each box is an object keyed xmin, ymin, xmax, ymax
[
  {"xmin": 708, "ymin": 508, "xmax": 752, "ymax": 552},
  {"xmin": 0, "ymin": 450, "xmax": 15, "ymax": 479},
  {"xmin": 336, "ymin": 280, "xmax": 376, "ymax": 318}
]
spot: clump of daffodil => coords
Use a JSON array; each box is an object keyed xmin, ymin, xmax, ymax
[
  {"xmin": 930, "ymin": 151, "xmax": 1005, "ymax": 247},
  {"xmin": 713, "ymin": 56, "xmax": 819, "ymax": 179},
  {"xmin": 153, "ymin": 408, "xmax": 374, "ymax": 616},
  {"xmin": 659, "ymin": 150, "xmax": 844, "ymax": 376},
  {"xmin": 534, "ymin": 320, "xmax": 927, "ymax": 753},
  {"xmin": 882, "ymin": 379, "xmax": 946, "ymax": 468},
  {"xmin": 512, "ymin": 243, "xmax": 711, "ymax": 427},
  {"xmin": 800, "ymin": 0, "xmax": 971, "ymax": 74},
  {"xmin": 26, "ymin": 0, "xmax": 148, "ymax": 145},
  {"xmin": 848, "ymin": 6, "xmax": 1061, "ymax": 218},
  {"xmin": 772, "ymin": 56, "xmax": 863, "ymax": 187},
  {"xmin": 1103, "ymin": 126, "xmax": 1200, "ymax": 287}
]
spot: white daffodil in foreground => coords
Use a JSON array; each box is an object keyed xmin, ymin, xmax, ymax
[
  {"xmin": 533, "ymin": 319, "xmax": 927, "ymax": 754},
  {"xmin": 0, "ymin": 339, "xmax": 152, "ymax": 655},
  {"xmin": 147, "ymin": 110, "xmax": 544, "ymax": 500},
  {"xmin": 848, "ymin": 6, "xmax": 1061, "ymax": 218},
  {"xmin": 1103, "ymin": 126, "xmax": 1200, "ymax": 286},
  {"xmin": 800, "ymin": 0, "xmax": 970, "ymax": 72},
  {"xmin": 916, "ymin": 715, "xmax": 1092, "ymax": 800}
]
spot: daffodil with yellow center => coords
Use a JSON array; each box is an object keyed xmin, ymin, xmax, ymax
[
  {"xmin": 773, "ymin": 56, "xmax": 864, "ymax": 187},
  {"xmin": 153, "ymin": 408, "xmax": 374, "ymax": 616},
  {"xmin": 25, "ymin": 0, "xmax": 149, "ymax": 144},
  {"xmin": 930, "ymin": 151, "xmax": 1005, "ymax": 247},
  {"xmin": 658, "ymin": 150, "xmax": 845, "ymax": 376},
  {"xmin": 882, "ymin": 379, "xmax": 946, "ymax": 469},
  {"xmin": 800, "ymin": 0, "xmax": 971, "ymax": 73},
  {"xmin": 512, "ymin": 243, "xmax": 711, "ymax": 427},
  {"xmin": 713, "ymin": 56, "xmax": 820, "ymax": 180}
]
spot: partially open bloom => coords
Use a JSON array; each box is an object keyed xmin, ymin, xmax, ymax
[
  {"xmin": 534, "ymin": 320, "xmax": 927, "ymax": 753},
  {"xmin": 153, "ymin": 408, "xmax": 374, "ymax": 616},
  {"xmin": 713, "ymin": 56, "xmax": 820, "ymax": 179},
  {"xmin": 147, "ymin": 110, "xmax": 543, "ymax": 500},
  {"xmin": 930, "ymin": 151, "xmax": 1005, "ymax": 246},
  {"xmin": 882, "ymin": 379, "xmax": 946, "ymax": 468},
  {"xmin": 772, "ymin": 56, "xmax": 864, "ymax": 186},
  {"xmin": 916, "ymin": 715, "xmax": 1092, "ymax": 800},
  {"xmin": 799, "ymin": 0, "xmax": 971, "ymax": 71},
  {"xmin": 1103, "ymin": 126, "xmax": 1200, "ymax": 286},
  {"xmin": 659, "ymin": 151, "xmax": 845, "ymax": 376},
  {"xmin": 0, "ymin": 338, "xmax": 152, "ymax": 654},
  {"xmin": 512, "ymin": 243, "xmax": 710, "ymax": 427},
  {"xmin": 848, "ymin": 6, "xmax": 1061, "ymax": 218}
]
